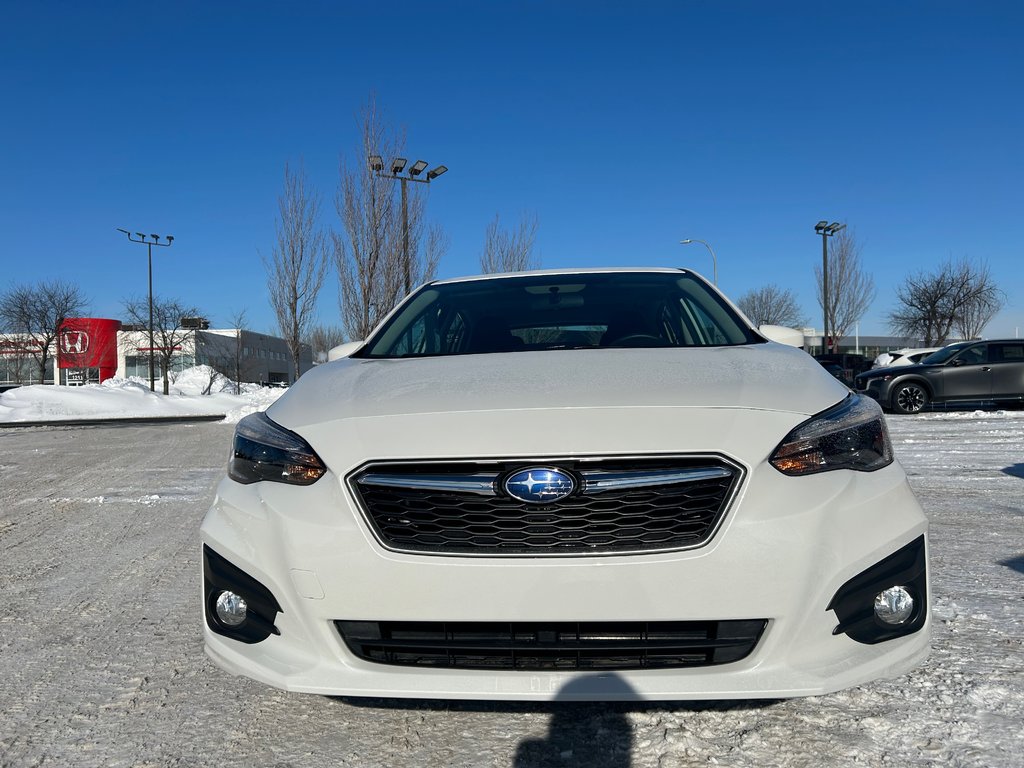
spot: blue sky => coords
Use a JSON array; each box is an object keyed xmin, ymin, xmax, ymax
[{"xmin": 2, "ymin": 1, "xmax": 1021, "ymax": 338}]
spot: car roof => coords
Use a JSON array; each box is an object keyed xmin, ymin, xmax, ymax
[
  {"xmin": 918, "ymin": 340, "xmax": 1020, "ymax": 353},
  {"xmin": 429, "ymin": 267, "xmax": 693, "ymax": 286}
]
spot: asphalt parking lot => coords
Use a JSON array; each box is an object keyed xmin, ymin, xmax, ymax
[{"xmin": 1, "ymin": 415, "xmax": 1022, "ymax": 767}]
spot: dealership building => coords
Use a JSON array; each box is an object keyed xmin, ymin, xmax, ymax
[{"xmin": 0, "ymin": 318, "xmax": 312, "ymax": 387}]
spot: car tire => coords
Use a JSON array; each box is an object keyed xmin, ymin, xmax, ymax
[{"xmin": 892, "ymin": 382, "xmax": 928, "ymax": 415}]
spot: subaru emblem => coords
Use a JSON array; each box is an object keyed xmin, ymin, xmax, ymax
[{"xmin": 503, "ymin": 467, "xmax": 577, "ymax": 504}]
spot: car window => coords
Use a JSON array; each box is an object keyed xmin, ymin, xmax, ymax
[
  {"xmin": 922, "ymin": 343, "xmax": 970, "ymax": 365},
  {"xmin": 360, "ymin": 272, "xmax": 760, "ymax": 358},
  {"xmin": 954, "ymin": 345, "xmax": 987, "ymax": 366},
  {"xmin": 993, "ymin": 343, "xmax": 1024, "ymax": 363},
  {"xmin": 389, "ymin": 304, "xmax": 471, "ymax": 357}
]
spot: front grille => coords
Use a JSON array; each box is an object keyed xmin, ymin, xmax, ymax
[
  {"xmin": 347, "ymin": 456, "xmax": 743, "ymax": 557},
  {"xmin": 336, "ymin": 620, "xmax": 767, "ymax": 670}
]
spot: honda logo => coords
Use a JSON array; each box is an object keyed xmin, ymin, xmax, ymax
[{"xmin": 60, "ymin": 329, "xmax": 90, "ymax": 355}]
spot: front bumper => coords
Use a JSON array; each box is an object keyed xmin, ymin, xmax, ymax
[
  {"xmin": 200, "ymin": 455, "xmax": 929, "ymax": 700},
  {"xmin": 855, "ymin": 377, "xmax": 892, "ymax": 406}
]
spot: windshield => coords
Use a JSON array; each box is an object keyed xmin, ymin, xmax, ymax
[
  {"xmin": 920, "ymin": 343, "xmax": 969, "ymax": 365},
  {"xmin": 358, "ymin": 271, "xmax": 761, "ymax": 359}
]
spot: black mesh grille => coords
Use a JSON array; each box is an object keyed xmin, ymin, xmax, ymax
[
  {"xmin": 348, "ymin": 457, "xmax": 742, "ymax": 556},
  {"xmin": 336, "ymin": 620, "xmax": 767, "ymax": 670}
]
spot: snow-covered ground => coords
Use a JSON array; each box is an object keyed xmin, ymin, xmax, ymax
[
  {"xmin": 0, "ymin": 366, "xmax": 283, "ymax": 424},
  {"xmin": 0, "ymin": 410, "xmax": 1021, "ymax": 767}
]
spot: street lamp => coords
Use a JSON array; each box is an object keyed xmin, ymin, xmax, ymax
[
  {"xmin": 679, "ymin": 238, "xmax": 718, "ymax": 285},
  {"xmin": 814, "ymin": 220, "xmax": 845, "ymax": 353},
  {"xmin": 116, "ymin": 228, "xmax": 173, "ymax": 391},
  {"xmin": 369, "ymin": 153, "xmax": 448, "ymax": 294}
]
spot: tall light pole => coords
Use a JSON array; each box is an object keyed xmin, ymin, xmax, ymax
[
  {"xmin": 679, "ymin": 238, "xmax": 718, "ymax": 285},
  {"xmin": 117, "ymin": 228, "xmax": 174, "ymax": 391},
  {"xmin": 814, "ymin": 220, "xmax": 845, "ymax": 353},
  {"xmin": 368, "ymin": 154, "xmax": 448, "ymax": 294}
]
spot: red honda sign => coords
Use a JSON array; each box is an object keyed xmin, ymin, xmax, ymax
[
  {"xmin": 58, "ymin": 318, "xmax": 121, "ymax": 382},
  {"xmin": 60, "ymin": 328, "xmax": 90, "ymax": 356}
]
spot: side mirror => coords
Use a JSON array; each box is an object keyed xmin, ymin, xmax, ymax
[
  {"xmin": 759, "ymin": 325, "xmax": 805, "ymax": 348},
  {"xmin": 327, "ymin": 340, "xmax": 363, "ymax": 361}
]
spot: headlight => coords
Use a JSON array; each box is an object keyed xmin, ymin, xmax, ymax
[
  {"xmin": 228, "ymin": 412, "xmax": 326, "ymax": 485},
  {"xmin": 769, "ymin": 394, "xmax": 893, "ymax": 476}
]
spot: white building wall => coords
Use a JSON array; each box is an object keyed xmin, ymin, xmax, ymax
[{"xmin": 114, "ymin": 329, "xmax": 311, "ymax": 384}]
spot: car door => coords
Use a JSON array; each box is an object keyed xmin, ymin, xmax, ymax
[
  {"xmin": 938, "ymin": 343, "xmax": 992, "ymax": 401},
  {"xmin": 989, "ymin": 342, "xmax": 1024, "ymax": 400}
]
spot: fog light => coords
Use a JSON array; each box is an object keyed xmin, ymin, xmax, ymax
[
  {"xmin": 874, "ymin": 586, "xmax": 914, "ymax": 625},
  {"xmin": 215, "ymin": 590, "xmax": 248, "ymax": 627}
]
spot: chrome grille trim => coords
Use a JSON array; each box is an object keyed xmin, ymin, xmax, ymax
[
  {"xmin": 580, "ymin": 467, "xmax": 733, "ymax": 494},
  {"xmin": 358, "ymin": 472, "xmax": 498, "ymax": 495},
  {"xmin": 356, "ymin": 466, "xmax": 734, "ymax": 497}
]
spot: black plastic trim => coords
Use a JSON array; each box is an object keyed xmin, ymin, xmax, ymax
[
  {"xmin": 203, "ymin": 545, "xmax": 283, "ymax": 644},
  {"xmin": 335, "ymin": 619, "xmax": 768, "ymax": 670},
  {"xmin": 827, "ymin": 535, "xmax": 928, "ymax": 644}
]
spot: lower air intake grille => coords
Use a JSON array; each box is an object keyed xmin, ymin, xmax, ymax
[{"xmin": 335, "ymin": 620, "xmax": 767, "ymax": 670}]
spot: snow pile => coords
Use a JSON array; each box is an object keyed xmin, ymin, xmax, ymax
[
  {"xmin": 168, "ymin": 365, "xmax": 269, "ymax": 396},
  {"xmin": 0, "ymin": 365, "xmax": 284, "ymax": 424}
]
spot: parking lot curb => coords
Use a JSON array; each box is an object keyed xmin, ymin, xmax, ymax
[{"xmin": 0, "ymin": 414, "xmax": 227, "ymax": 428}]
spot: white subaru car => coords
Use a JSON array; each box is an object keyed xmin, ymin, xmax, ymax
[{"xmin": 201, "ymin": 268, "xmax": 929, "ymax": 701}]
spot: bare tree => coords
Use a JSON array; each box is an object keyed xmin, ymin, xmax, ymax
[
  {"xmin": 198, "ymin": 364, "xmax": 228, "ymax": 396},
  {"xmin": 480, "ymin": 212, "xmax": 540, "ymax": 273},
  {"xmin": 421, "ymin": 222, "xmax": 448, "ymax": 286},
  {"xmin": 0, "ymin": 335, "xmax": 36, "ymax": 384},
  {"xmin": 0, "ymin": 280, "xmax": 88, "ymax": 384},
  {"xmin": 954, "ymin": 261, "xmax": 1002, "ymax": 339},
  {"xmin": 889, "ymin": 258, "xmax": 1003, "ymax": 345},
  {"xmin": 228, "ymin": 308, "xmax": 248, "ymax": 394},
  {"xmin": 263, "ymin": 162, "xmax": 329, "ymax": 380},
  {"xmin": 334, "ymin": 96, "xmax": 448, "ymax": 341},
  {"xmin": 0, "ymin": 285, "xmax": 41, "ymax": 385},
  {"xmin": 201, "ymin": 309, "xmax": 251, "ymax": 394},
  {"xmin": 736, "ymin": 284, "xmax": 804, "ymax": 328},
  {"xmin": 122, "ymin": 296, "xmax": 201, "ymax": 394},
  {"xmin": 306, "ymin": 323, "xmax": 347, "ymax": 364},
  {"xmin": 813, "ymin": 228, "xmax": 875, "ymax": 351}
]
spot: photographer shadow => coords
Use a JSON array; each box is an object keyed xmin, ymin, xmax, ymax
[{"xmin": 514, "ymin": 674, "xmax": 636, "ymax": 768}]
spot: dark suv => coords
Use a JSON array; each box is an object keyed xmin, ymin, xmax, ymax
[{"xmin": 854, "ymin": 340, "xmax": 1024, "ymax": 414}]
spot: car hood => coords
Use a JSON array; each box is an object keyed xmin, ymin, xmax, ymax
[
  {"xmin": 269, "ymin": 343, "xmax": 848, "ymax": 429},
  {"xmin": 859, "ymin": 363, "xmax": 934, "ymax": 379}
]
